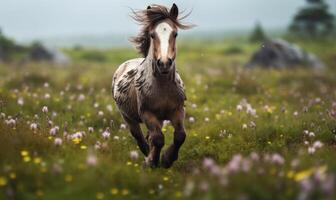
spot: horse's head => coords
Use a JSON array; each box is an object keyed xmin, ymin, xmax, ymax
[{"xmin": 131, "ymin": 4, "xmax": 193, "ymax": 75}]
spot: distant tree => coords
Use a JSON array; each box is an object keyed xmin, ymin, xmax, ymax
[
  {"xmin": 249, "ymin": 22, "xmax": 267, "ymax": 43},
  {"xmin": 289, "ymin": 0, "xmax": 335, "ymax": 38},
  {"xmin": 0, "ymin": 27, "xmax": 18, "ymax": 61}
]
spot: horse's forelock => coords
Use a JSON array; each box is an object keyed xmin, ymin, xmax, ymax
[{"xmin": 130, "ymin": 4, "xmax": 194, "ymax": 57}]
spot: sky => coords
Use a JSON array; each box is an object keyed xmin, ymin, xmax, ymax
[{"xmin": 0, "ymin": 0, "xmax": 335, "ymax": 41}]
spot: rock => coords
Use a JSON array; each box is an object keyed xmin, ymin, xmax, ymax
[
  {"xmin": 246, "ymin": 39, "xmax": 324, "ymax": 69},
  {"xmin": 28, "ymin": 43, "xmax": 71, "ymax": 66}
]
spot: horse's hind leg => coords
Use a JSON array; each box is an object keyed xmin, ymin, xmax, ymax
[
  {"xmin": 123, "ymin": 115, "xmax": 149, "ymax": 156},
  {"xmin": 161, "ymin": 108, "xmax": 186, "ymax": 168}
]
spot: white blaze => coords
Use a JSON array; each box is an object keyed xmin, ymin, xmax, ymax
[{"xmin": 155, "ymin": 22, "xmax": 173, "ymax": 59}]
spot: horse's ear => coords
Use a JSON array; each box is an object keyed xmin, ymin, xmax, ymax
[
  {"xmin": 170, "ymin": 3, "xmax": 179, "ymax": 20},
  {"xmin": 147, "ymin": 5, "xmax": 151, "ymax": 10}
]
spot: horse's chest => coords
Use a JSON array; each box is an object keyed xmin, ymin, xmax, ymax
[{"xmin": 141, "ymin": 85, "xmax": 184, "ymax": 119}]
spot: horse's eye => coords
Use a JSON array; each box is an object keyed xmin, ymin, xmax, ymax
[
  {"xmin": 150, "ymin": 33, "xmax": 155, "ymax": 39},
  {"xmin": 173, "ymin": 32, "xmax": 178, "ymax": 38}
]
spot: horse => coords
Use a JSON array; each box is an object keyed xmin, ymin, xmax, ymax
[{"xmin": 112, "ymin": 4, "xmax": 193, "ymax": 168}]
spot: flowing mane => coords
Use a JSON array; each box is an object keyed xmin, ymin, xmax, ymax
[{"xmin": 130, "ymin": 4, "xmax": 193, "ymax": 57}]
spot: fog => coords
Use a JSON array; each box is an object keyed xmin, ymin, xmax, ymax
[{"xmin": 0, "ymin": 0, "xmax": 335, "ymax": 40}]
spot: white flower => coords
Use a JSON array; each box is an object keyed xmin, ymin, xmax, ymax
[
  {"xmin": 189, "ymin": 117, "xmax": 195, "ymax": 123},
  {"xmin": 44, "ymin": 93, "xmax": 51, "ymax": 99},
  {"xmin": 293, "ymin": 111, "xmax": 299, "ymax": 116},
  {"xmin": 130, "ymin": 151, "xmax": 139, "ymax": 161},
  {"xmin": 30, "ymin": 123, "xmax": 38, "ymax": 131},
  {"xmin": 98, "ymin": 111, "xmax": 104, "ymax": 117},
  {"xmin": 236, "ymin": 104, "xmax": 243, "ymax": 112},
  {"xmin": 17, "ymin": 97, "xmax": 24, "ymax": 106},
  {"xmin": 54, "ymin": 138, "xmax": 63, "ymax": 146},
  {"xmin": 42, "ymin": 106, "xmax": 48, "ymax": 113},
  {"xmin": 106, "ymin": 104, "xmax": 113, "ymax": 112},
  {"xmin": 309, "ymin": 132, "xmax": 315, "ymax": 137},
  {"xmin": 191, "ymin": 103, "xmax": 197, "ymax": 108},
  {"xmin": 102, "ymin": 129, "xmax": 110, "ymax": 139},
  {"xmin": 204, "ymin": 117, "xmax": 210, "ymax": 122},
  {"xmin": 44, "ymin": 82, "xmax": 49, "ymax": 88},
  {"xmin": 113, "ymin": 136, "xmax": 120, "ymax": 140},
  {"xmin": 88, "ymin": 127, "xmax": 94, "ymax": 133},
  {"xmin": 303, "ymin": 130, "xmax": 309, "ymax": 135},
  {"xmin": 242, "ymin": 124, "xmax": 248, "ymax": 130},
  {"xmin": 94, "ymin": 141, "xmax": 101, "ymax": 150},
  {"xmin": 120, "ymin": 124, "xmax": 127, "ymax": 129},
  {"xmin": 308, "ymin": 147, "xmax": 316, "ymax": 155}
]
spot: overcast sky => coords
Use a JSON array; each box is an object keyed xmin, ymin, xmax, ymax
[{"xmin": 0, "ymin": 0, "xmax": 335, "ymax": 40}]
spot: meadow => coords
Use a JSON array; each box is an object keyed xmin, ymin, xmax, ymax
[{"xmin": 1, "ymin": 38, "xmax": 336, "ymax": 200}]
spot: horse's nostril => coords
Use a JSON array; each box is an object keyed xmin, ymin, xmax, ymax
[
  {"xmin": 157, "ymin": 59, "xmax": 163, "ymax": 67},
  {"xmin": 167, "ymin": 58, "xmax": 173, "ymax": 66}
]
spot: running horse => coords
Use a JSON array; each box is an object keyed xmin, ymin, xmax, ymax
[{"xmin": 112, "ymin": 4, "xmax": 193, "ymax": 168}]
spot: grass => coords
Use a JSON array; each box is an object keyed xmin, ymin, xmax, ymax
[{"xmin": 0, "ymin": 38, "xmax": 336, "ymax": 200}]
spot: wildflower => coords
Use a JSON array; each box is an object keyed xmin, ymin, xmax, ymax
[
  {"xmin": 44, "ymin": 93, "xmax": 51, "ymax": 99},
  {"xmin": 0, "ymin": 112, "xmax": 5, "ymax": 119},
  {"xmin": 188, "ymin": 117, "xmax": 195, "ymax": 123},
  {"xmin": 49, "ymin": 126, "xmax": 59, "ymax": 136},
  {"xmin": 42, "ymin": 106, "xmax": 48, "ymax": 113},
  {"xmin": 303, "ymin": 130, "xmax": 309, "ymax": 135},
  {"xmin": 77, "ymin": 94, "xmax": 85, "ymax": 101},
  {"xmin": 53, "ymin": 137, "xmax": 62, "ymax": 146},
  {"xmin": 120, "ymin": 123, "xmax": 127, "ymax": 129},
  {"xmin": 0, "ymin": 177, "xmax": 7, "ymax": 187},
  {"xmin": 30, "ymin": 123, "xmax": 38, "ymax": 131},
  {"xmin": 191, "ymin": 103, "xmax": 197, "ymax": 108},
  {"xmin": 86, "ymin": 153, "xmax": 98, "ymax": 167},
  {"xmin": 110, "ymin": 188, "xmax": 119, "ymax": 195},
  {"xmin": 308, "ymin": 147, "xmax": 316, "ymax": 155},
  {"xmin": 204, "ymin": 117, "xmax": 210, "ymax": 122},
  {"xmin": 94, "ymin": 141, "xmax": 101, "ymax": 150},
  {"xmin": 102, "ymin": 129, "xmax": 110, "ymax": 139},
  {"xmin": 130, "ymin": 151, "xmax": 139, "ymax": 161},
  {"xmin": 242, "ymin": 124, "xmax": 247, "ymax": 130},
  {"xmin": 249, "ymin": 152, "xmax": 259, "ymax": 161},
  {"xmin": 249, "ymin": 121, "xmax": 256, "ymax": 129},
  {"xmin": 106, "ymin": 104, "xmax": 113, "ymax": 112},
  {"xmin": 309, "ymin": 132, "xmax": 315, "ymax": 137},
  {"xmin": 88, "ymin": 127, "xmax": 94, "ymax": 133},
  {"xmin": 304, "ymin": 141, "xmax": 309, "ymax": 145},
  {"xmin": 271, "ymin": 153, "xmax": 285, "ymax": 165},
  {"xmin": 17, "ymin": 97, "xmax": 24, "ymax": 106},
  {"xmin": 5, "ymin": 118, "xmax": 16, "ymax": 127},
  {"xmin": 236, "ymin": 104, "xmax": 243, "ymax": 112},
  {"xmin": 203, "ymin": 158, "xmax": 215, "ymax": 170},
  {"xmin": 313, "ymin": 141, "xmax": 323, "ymax": 149},
  {"xmin": 98, "ymin": 111, "xmax": 104, "ymax": 117},
  {"xmin": 293, "ymin": 111, "xmax": 299, "ymax": 116},
  {"xmin": 44, "ymin": 82, "xmax": 49, "ymax": 88},
  {"xmin": 113, "ymin": 136, "xmax": 120, "ymax": 140}
]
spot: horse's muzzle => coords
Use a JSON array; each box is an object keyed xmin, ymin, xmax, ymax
[{"xmin": 156, "ymin": 58, "xmax": 173, "ymax": 75}]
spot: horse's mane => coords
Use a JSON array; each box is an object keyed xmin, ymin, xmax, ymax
[{"xmin": 130, "ymin": 4, "xmax": 193, "ymax": 57}]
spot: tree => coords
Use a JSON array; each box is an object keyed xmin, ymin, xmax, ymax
[
  {"xmin": 249, "ymin": 22, "xmax": 267, "ymax": 43},
  {"xmin": 289, "ymin": 0, "xmax": 335, "ymax": 38}
]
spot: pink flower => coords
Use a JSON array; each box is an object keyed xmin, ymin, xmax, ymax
[
  {"xmin": 102, "ymin": 129, "xmax": 110, "ymax": 139},
  {"xmin": 54, "ymin": 138, "xmax": 63, "ymax": 146},
  {"xmin": 42, "ymin": 106, "xmax": 48, "ymax": 113},
  {"xmin": 271, "ymin": 153, "xmax": 285, "ymax": 165}
]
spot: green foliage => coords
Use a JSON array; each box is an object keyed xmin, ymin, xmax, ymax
[
  {"xmin": 249, "ymin": 22, "xmax": 267, "ymax": 43},
  {"xmin": 289, "ymin": 0, "xmax": 335, "ymax": 38}
]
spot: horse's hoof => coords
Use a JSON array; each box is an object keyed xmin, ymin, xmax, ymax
[
  {"xmin": 144, "ymin": 156, "xmax": 159, "ymax": 168},
  {"xmin": 161, "ymin": 154, "xmax": 173, "ymax": 168}
]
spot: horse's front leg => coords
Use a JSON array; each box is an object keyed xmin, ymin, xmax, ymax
[
  {"xmin": 142, "ymin": 111, "xmax": 164, "ymax": 167},
  {"xmin": 161, "ymin": 108, "xmax": 186, "ymax": 168}
]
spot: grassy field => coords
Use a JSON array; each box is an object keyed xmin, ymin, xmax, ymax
[{"xmin": 1, "ymin": 38, "xmax": 336, "ymax": 200}]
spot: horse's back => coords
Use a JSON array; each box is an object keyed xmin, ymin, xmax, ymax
[{"xmin": 112, "ymin": 58, "xmax": 144, "ymax": 122}]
